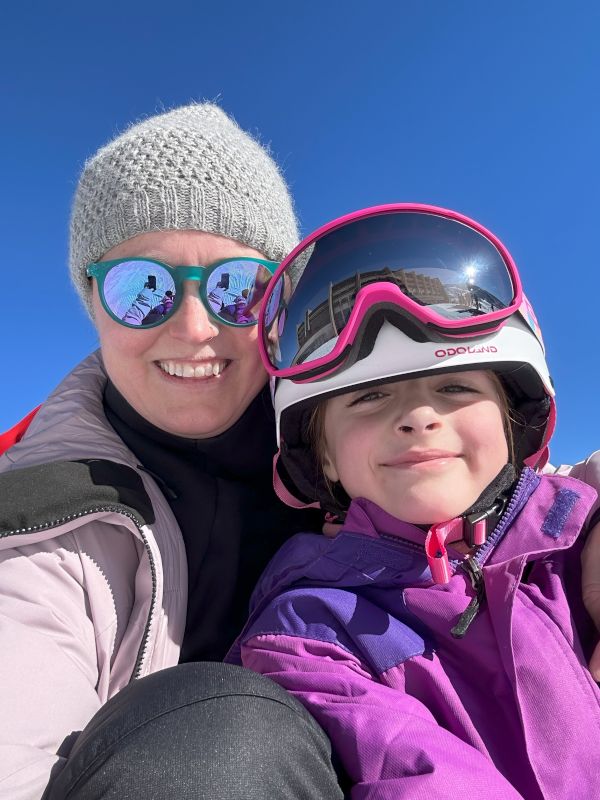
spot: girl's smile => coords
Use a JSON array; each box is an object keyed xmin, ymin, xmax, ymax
[{"xmin": 381, "ymin": 449, "xmax": 461, "ymax": 468}]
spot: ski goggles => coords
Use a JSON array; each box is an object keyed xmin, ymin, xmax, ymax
[
  {"xmin": 87, "ymin": 256, "xmax": 278, "ymax": 329},
  {"xmin": 259, "ymin": 204, "xmax": 523, "ymax": 380}
]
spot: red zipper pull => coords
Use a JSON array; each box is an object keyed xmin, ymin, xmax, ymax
[{"xmin": 425, "ymin": 518, "xmax": 463, "ymax": 584}]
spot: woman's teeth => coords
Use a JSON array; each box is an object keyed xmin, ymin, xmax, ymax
[{"xmin": 158, "ymin": 360, "xmax": 227, "ymax": 378}]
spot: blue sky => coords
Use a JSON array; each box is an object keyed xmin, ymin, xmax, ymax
[{"xmin": 2, "ymin": 1, "xmax": 599, "ymax": 465}]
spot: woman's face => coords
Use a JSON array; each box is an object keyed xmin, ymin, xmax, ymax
[
  {"xmin": 321, "ymin": 371, "xmax": 509, "ymax": 524},
  {"xmin": 92, "ymin": 230, "xmax": 270, "ymax": 438}
]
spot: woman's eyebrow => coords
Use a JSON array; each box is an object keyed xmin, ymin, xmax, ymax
[{"xmin": 136, "ymin": 252, "xmax": 173, "ymax": 262}]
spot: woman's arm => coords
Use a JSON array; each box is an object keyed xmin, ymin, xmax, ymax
[
  {"xmin": 545, "ymin": 451, "xmax": 600, "ymax": 678},
  {"xmin": 0, "ymin": 520, "xmax": 136, "ymax": 800},
  {"xmin": 582, "ymin": 523, "xmax": 600, "ymax": 679},
  {"xmin": 0, "ymin": 542, "xmax": 101, "ymax": 797}
]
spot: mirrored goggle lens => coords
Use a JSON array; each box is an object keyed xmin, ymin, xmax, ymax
[
  {"xmin": 103, "ymin": 261, "xmax": 177, "ymax": 327},
  {"xmin": 263, "ymin": 211, "xmax": 515, "ymax": 370},
  {"xmin": 206, "ymin": 260, "xmax": 273, "ymax": 325}
]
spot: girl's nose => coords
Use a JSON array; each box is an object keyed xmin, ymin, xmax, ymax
[
  {"xmin": 167, "ymin": 285, "xmax": 219, "ymax": 343},
  {"xmin": 394, "ymin": 401, "xmax": 442, "ymax": 435}
]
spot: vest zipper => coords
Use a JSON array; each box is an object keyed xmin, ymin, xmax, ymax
[{"xmin": 2, "ymin": 506, "xmax": 157, "ymax": 680}]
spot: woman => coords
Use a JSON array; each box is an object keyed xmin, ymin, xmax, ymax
[{"xmin": 0, "ymin": 104, "xmax": 343, "ymax": 800}]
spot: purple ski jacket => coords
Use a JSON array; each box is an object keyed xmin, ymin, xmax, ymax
[{"xmin": 230, "ymin": 469, "xmax": 600, "ymax": 799}]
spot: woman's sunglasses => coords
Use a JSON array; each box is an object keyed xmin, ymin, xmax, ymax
[{"xmin": 86, "ymin": 256, "xmax": 278, "ymax": 329}]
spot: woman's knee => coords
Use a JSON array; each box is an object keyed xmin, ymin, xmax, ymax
[{"xmin": 47, "ymin": 663, "xmax": 343, "ymax": 799}]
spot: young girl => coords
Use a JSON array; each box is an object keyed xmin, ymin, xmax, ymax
[{"xmin": 228, "ymin": 204, "xmax": 600, "ymax": 799}]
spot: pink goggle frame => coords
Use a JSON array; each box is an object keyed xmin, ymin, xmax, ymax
[{"xmin": 258, "ymin": 203, "xmax": 523, "ymax": 382}]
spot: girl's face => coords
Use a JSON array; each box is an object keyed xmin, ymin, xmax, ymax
[{"xmin": 321, "ymin": 371, "xmax": 509, "ymax": 525}]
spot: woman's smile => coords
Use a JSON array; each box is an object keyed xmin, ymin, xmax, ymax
[{"xmin": 155, "ymin": 358, "xmax": 231, "ymax": 379}]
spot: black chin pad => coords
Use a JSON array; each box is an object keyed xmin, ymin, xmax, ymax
[
  {"xmin": 511, "ymin": 396, "xmax": 551, "ymax": 465},
  {"xmin": 465, "ymin": 463, "xmax": 517, "ymax": 516}
]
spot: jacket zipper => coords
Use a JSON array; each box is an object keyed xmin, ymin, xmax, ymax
[
  {"xmin": 378, "ymin": 533, "xmax": 427, "ymax": 555},
  {"xmin": 450, "ymin": 469, "xmax": 534, "ymax": 638},
  {"xmin": 376, "ymin": 469, "xmax": 536, "ymax": 639},
  {"xmin": 450, "ymin": 557, "xmax": 485, "ymax": 638},
  {"xmin": 473, "ymin": 468, "xmax": 534, "ymax": 563},
  {"xmin": 2, "ymin": 506, "xmax": 157, "ymax": 680}
]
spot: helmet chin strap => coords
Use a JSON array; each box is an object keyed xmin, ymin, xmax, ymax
[{"xmin": 425, "ymin": 463, "xmax": 517, "ymax": 584}]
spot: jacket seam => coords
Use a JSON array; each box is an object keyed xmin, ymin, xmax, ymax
[
  {"xmin": 246, "ymin": 629, "xmax": 423, "ymax": 675},
  {"xmin": 62, "ymin": 691, "xmax": 319, "ymax": 796}
]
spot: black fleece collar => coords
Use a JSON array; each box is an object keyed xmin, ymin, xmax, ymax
[{"xmin": 103, "ymin": 380, "xmax": 277, "ymax": 484}]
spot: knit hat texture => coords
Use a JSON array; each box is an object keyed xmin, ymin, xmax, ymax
[{"xmin": 70, "ymin": 103, "xmax": 299, "ymax": 316}]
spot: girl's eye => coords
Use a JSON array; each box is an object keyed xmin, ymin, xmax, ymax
[
  {"xmin": 439, "ymin": 383, "xmax": 479, "ymax": 394},
  {"xmin": 348, "ymin": 390, "xmax": 386, "ymax": 406}
]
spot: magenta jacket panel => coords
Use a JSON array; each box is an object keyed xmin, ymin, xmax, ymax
[{"xmin": 232, "ymin": 471, "xmax": 600, "ymax": 800}]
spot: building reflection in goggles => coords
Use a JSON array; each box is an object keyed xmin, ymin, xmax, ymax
[{"xmin": 291, "ymin": 266, "xmax": 505, "ymax": 366}]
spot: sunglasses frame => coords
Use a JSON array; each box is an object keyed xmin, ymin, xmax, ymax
[
  {"xmin": 259, "ymin": 203, "xmax": 523, "ymax": 380},
  {"xmin": 87, "ymin": 256, "xmax": 279, "ymax": 330}
]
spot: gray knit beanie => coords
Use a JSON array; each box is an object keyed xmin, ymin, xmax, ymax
[{"xmin": 70, "ymin": 103, "xmax": 299, "ymax": 317}]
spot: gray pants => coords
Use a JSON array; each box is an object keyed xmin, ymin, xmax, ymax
[{"xmin": 46, "ymin": 662, "xmax": 344, "ymax": 799}]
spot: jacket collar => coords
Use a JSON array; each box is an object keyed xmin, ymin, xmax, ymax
[
  {"xmin": 344, "ymin": 469, "xmax": 596, "ymax": 565},
  {"xmin": 249, "ymin": 469, "xmax": 596, "ymax": 612},
  {"xmin": 343, "ymin": 497, "xmax": 424, "ymax": 543},
  {"xmin": 1, "ymin": 350, "xmax": 139, "ymax": 473}
]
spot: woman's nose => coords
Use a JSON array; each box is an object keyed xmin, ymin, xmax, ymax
[{"xmin": 167, "ymin": 286, "xmax": 219, "ymax": 343}]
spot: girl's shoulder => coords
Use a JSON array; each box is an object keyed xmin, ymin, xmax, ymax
[{"xmin": 543, "ymin": 454, "xmax": 600, "ymax": 526}]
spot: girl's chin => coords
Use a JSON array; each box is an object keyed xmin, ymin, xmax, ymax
[
  {"xmin": 376, "ymin": 479, "xmax": 483, "ymax": 525},
  {"xmin": 381, "ymin": 499, "xmax": 474, "ymax": 526}
]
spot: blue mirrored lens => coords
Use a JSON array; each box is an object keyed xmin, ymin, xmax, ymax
[
  {"xmin": 264, "ymin": 275, "xmax": 284, "ymax": 328},
  {"xmin": 103, "ymin": 261, "xmax": 176, "ymax": 326},
  {"xmin": 206, "ymin": 260, "xmax": 272, "ymax": 325}
]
